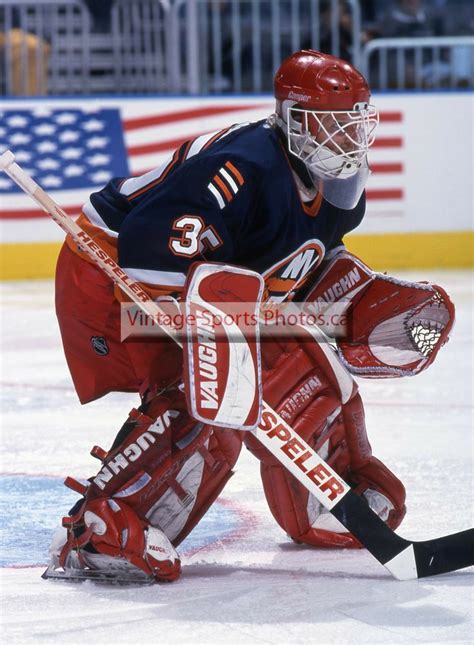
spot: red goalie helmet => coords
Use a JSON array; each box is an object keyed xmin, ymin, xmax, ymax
[
  {"xmin": 274, "ymin": 49, "xmax": 371, "ymax": 111},
  {"xmin": 273, "ymin": 50, "xmax": 379, "ymax": 208}
]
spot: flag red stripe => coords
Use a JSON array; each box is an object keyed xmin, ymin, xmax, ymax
[
  {"xmin": 370, "ymin": 163, "xmax": 403, "ymax": 173},
  {"xmin": 372, "ymin": 137, "xmax": 403, "ymax": 148},
  {"xmin": 123, "ymin": 104, "xmax": 268, "ymax": 131},
  {"xmin": 0, "ymin": 205, "xmax": 82, "ymax": 219},
  {"xmin": 366, "ymin": 189, "xmax": 404, "ymax": 200},
  {"xmin": 379, "ymin": 112, "xmax": 403, "ymax": 122},
  {"xmin": 123, "ymin": 107, "xmax": 402, "ymax": 131}
]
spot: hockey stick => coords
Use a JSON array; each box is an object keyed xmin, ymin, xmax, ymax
[{"xmin": 1, "ymin": 149, "xmax": 472, "ymax": 581}]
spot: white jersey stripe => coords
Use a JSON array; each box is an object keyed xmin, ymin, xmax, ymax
[
  {"xmin": 186, "ymin": 131, "xmax": 221, "ymax": 159},
  {"xmin": 208, "ymin": 182, "xmax": 226, "ymax": 209},
  {"xmin": 119, "ymin": 155, "xmax": 173, "ymax": 197},
  {"xmin": 219, "ymin": 167, "xmax": 239, "ymax": 194},
  {"xmin": 83, "ymin": 199, "xmax": 118, "ymax": 238},
  {"xmin": 122, "ymin": 267, "xmax": 186, "ymax": 287},
  {"xmin": 187, "ymin": 122, "xmax": 251, "ymax": 161}
]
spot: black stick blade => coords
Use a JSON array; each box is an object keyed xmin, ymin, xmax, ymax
[
  {"xmin": 413, "ymin": 528, "xmax": 474, "ymax": 579},
  {"xmin": 332, "ymin": 492, "xmax": 474, "ymax": 580}
]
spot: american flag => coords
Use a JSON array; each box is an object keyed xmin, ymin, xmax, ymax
[
  {"xmin": 0, "ymin": 99, "xmax": 404, "ymax": 241},
  {"xmin": 0, "ymin": 101, "xmax": 270, "ymax": 229},
  {"xmin": 0, "ymin": 108, "xmax": 130, "ymax": 215}
]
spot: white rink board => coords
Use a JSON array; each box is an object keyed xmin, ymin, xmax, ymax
[
  {"xmin": 1, "ymin": 93, "xmax": 472, "ymax": 244},
  {"xmin": 0, "ymin": 270, "xmax": 473, "ymax": 643},
  {"xmin": 361, "ymin": 92, "xmax": 473, "ymax": 235}
]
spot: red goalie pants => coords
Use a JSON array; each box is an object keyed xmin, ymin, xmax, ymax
[{"xmin": 55, "ymin": 242, "xmax": 182, "ymax": 404}]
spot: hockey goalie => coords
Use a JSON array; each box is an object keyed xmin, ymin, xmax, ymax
[{"xmin": 46, "ymin": 50, "xmax": 454, "ymax": 583}]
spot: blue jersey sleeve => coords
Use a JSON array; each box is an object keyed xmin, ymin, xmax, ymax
[{"xmin": 115, "ymin": 153, "xmax": 259, "ymax": 287}]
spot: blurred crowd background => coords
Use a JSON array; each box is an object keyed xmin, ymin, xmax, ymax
[{"xmin": 1, "ymin": 0, "xmax": 473, "ymax": 96}]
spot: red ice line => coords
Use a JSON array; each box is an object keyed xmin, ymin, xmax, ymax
[{"xmin": 0, "ymin": 476, "xmax": 258, "ymax": 570}]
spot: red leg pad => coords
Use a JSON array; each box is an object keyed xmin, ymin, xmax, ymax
[{"xmin": 245, "ymin": 330, "xmax": 406, "ymax": 548}]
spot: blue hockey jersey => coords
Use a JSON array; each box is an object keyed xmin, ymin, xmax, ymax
[{"xmin": 80, "ymin": 119, "xmax": 365, "ymax": 300}]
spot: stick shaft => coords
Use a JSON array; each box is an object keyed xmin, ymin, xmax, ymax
[{"xmin": 1, "ymin": 152, "xmax": 179, "ymax": 344}]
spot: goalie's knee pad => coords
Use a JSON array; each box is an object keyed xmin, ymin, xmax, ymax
[
  {"xmin": 139, "ymin": 425, "xmax": 243, "ymax": 545},
  {"xmin": 246, "ymin": 331, "xmax": 406, "ymax": 548}
]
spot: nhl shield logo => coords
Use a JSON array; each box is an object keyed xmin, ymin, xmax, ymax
[{"xmin": 91, "ymin": 336, "xmax": 109, "ymax": 356}]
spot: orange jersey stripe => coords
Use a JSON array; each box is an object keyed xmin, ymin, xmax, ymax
[
  {"xmin": 225, "ymin": 160, "xmax": 244, "ymax": 186},
  {"xmin": 214, "ymin": 175, "xmax": 233, "ymax": 203},
  {"xmin": 66, "ymin": 213, "xmax": 180, "ymax": 303},
  {"xmin": 202, "ymin": 125, "xmax": 233, "ymax": 151},
  {"xmin": 66, "ymin": 212, "xmax": 118, "ymax": 265},
  {"xmin": 181, "ymin": 138, "xmax": 194, "ymax": 160},
  {"xmin": 302, "ymin": 191, "xmax": 323, "ymax": 217}
]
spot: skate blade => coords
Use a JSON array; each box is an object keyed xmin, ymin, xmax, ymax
[{"xmin": 42, "ymin": 566, "xmax": 155, "ymax": 586}]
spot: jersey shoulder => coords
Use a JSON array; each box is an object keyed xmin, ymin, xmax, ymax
[
  {"xmin": 133, "ymin": 120, "xmax": 286, "ymax": 211},
  {"xmin": 194, "ymin": 119, "xmax": 284, "ymax": 168},
  {"xmin": 174, "ymin": 120, "xmax": 285, "ymax": 181},
  {"xmin": 85, "ymin": 120, "xmax": 288, "ymax": 241}
]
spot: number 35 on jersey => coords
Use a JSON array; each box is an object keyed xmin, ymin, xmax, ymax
[{"xmin": 169, "ymin": 215, "xmax": 223, "ymax": 257}]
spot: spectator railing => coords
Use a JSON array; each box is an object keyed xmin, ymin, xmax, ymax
[
  {"xmin": 0, "ymin": 0, "xmax": 170, "ymax": 95},
  {"xmin": 1, "ymin": 0, "xmax": 74, "ymax": 96},
  {"xmin": 109, "ymin": 0, "xmax": 169, "ymax": 94},
  {"xmin": 1, "ymin": 0, "xmax": 473, "ymax": 96},
  {"xmin": 361, "ymin": 36, "xmax": 474, "ymax": 90},
  {"xmin": 179, "ymin": 0, "xmax": 362, "ymax": 94},
  {"xmin": 0, "ymin": 0, "xmax": 362, "ymax": 96}
]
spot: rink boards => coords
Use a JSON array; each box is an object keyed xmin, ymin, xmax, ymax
[{"xmin": 0, "ymin": 92, "xmax": 472, "ymax": 279}]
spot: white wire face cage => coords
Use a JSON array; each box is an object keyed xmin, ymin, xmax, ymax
[{"xmin": 286, "ymin": 103, "xmax": 379, "ymax": 180}]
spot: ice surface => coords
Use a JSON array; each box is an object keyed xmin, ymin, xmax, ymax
[{"xmin": 0, "ymin": 271, "xmax": 473, "ymax": 644}]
